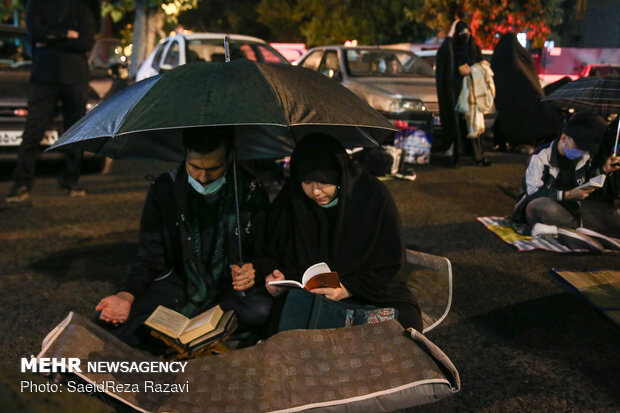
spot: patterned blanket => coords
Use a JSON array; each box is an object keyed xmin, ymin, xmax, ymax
[
  {"xmin": 477, "ymin": 216, "xmax": 620, "ymax": 253},
  {"xmin": 37, "ymin": 313, "xmax": 460, "ymax": 413}
]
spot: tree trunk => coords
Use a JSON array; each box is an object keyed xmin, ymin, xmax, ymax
[
  {"xmin": 129, "ymin": 0, "xmax": 148, "ymax": 79},
  {"xmin": 129, "ymin": 0, "xmax": 165, "ymax": 79}
]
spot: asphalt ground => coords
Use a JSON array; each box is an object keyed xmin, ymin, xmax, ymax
[{"xmin": 0, "ymin": 152, "xmax": 618, "ymax": 412}]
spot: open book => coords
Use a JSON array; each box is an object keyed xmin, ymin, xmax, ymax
[
  {"xmin": 268, "ymin": 262, "xmax": 341, "ymax": 290},
  {"xmin": 575, "ymin": 174, "xmax": 606, "ymax": 191},
  {"xmin": 144, "ymin": 304, "xmax": 223, "ymax": 345},
  {"xmin": 187, "ymin": 310, "xmax": 238, "ymax": 352}
]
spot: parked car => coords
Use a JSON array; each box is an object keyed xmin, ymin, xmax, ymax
[
  {"xmin": 293, "ymin": 45, "xmax": 439, "ymax": 144},
  {"xmin": 579, "ymin": 64, "xmax": 620, "ymax": 78},
  {"xmin": 136, "ymin": 32, "xmax": 290, "ymax": 81},
  {"xmin": 0, "ymin": 24, "xmax": 107, "ymax": 167}
]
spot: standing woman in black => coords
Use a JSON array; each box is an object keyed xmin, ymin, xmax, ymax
[
  {"xmin": 254, "ymin": 135, "xmax": 423, "ymax": 331},
  {"xmin": 436, "ymin": 12, "xmax": 490, "ymax": 167}
]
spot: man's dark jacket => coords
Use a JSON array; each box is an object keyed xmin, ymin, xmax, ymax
[
  {"xmin": 27, "ymin": 0, "xmax": 95, "ymax": 84},
  {"xmin": 121, "ymin": 164, "xmax": 269, "ymax": 307}
]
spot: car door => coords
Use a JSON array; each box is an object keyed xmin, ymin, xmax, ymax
[
  {"xmin": 159, "ymin": 38, "xmax": 185, "ymax": 72},
  {"xmin": 299, "ymin": 49, "xmax": 324, "ymax": 71},
  {"xmin": 317, "ymin": 50, "xmax": 342, "ymax": 81}
]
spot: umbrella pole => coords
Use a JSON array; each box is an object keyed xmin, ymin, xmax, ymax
[
  {"xmin": 232, "ymin": 136, "xmax": 246, "ymax": 298},
  {"xmin": 614, "ymin": 119, "xmax": 619, "ymax": 156},
  {"xmin": 232, "ymin": 141, "xmax": 244, "ymax": 262}
]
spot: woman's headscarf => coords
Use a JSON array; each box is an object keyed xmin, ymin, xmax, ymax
[{"xmin": 254, "ymin": 134, "xmax": 415, "ymax": 306}]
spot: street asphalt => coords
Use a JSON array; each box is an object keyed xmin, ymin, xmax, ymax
[{"xmin": 0, "ymin": 151, "xmax": 618, "ymax": 412}]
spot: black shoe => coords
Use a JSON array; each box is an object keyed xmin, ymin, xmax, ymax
[
  {"xmin": 5, "ymin": 183, "xmax": 30, "ymax": 204},
  {"xmin": 58, "ymin": 178, "xmax": 86, "ymax": 197},
  {"xmin": 394, "ymin": 167, "xmax": 417, "ymax": 181},
  {"xmin": 476, "ymin": 157, "xmax": 492, "ymax": 167}
]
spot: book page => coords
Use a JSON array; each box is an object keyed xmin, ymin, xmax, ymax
[
  {"xmin": 267, "ymin": 280, "xmax": 304, "ymax": 288},
  {"xmin": 188, "ymin": 310, "xmax": 235, "ymax": 347},
  {"xmin": 576, "ymin": 174, "xmax": 606, "ymax": 190},
  {"xmin": 301, "ymin": 262, "xmax": 332, "ymax": 286},
  {"xmin": 179, "ymin": 305, "xmax": 223, "ymax": 344},
  {"xmin": 144, "ymin": 305, "xmax": 189, "ymax": 339}
]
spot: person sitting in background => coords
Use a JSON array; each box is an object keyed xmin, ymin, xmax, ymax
[
  {"xmin": 511, "ymin": 115, "xmax": 620, "ymax": 244},
  {"xmin": 96, "ymin": 127, "xmax": 272, "ymax": 350},
  {"xmin": 255, "ymin": 135, "xmax": 423, "ymax": 332}
]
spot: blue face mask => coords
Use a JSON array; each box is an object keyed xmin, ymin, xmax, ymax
[
  {"xmin": 563, "ymin": 141, "xmax": 584, "ymax": 160},
  {"xmin": 319, "ymin": 196, "xmax": 339, "ymax": 208},
  {"xmin": 187, "ymin": 172, "xmax": 226, "ymax": 195}
]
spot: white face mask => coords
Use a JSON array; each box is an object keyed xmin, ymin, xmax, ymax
[{"xmin": 187, "ymin": 172, "xmax": 226, "ymax": 195}]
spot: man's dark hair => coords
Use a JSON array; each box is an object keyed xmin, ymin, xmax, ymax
[
  {"xmin": 562, "ymin": 115, "xmax": 606, "ymax": 153},
  {"xmin": 182, "ymin": 126, "xmax": 233, "ymax": 155}
]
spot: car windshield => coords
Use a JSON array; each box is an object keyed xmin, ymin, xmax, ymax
[
  {"xmin": 186, "ymin": 39, "xmax": 288, "ymax": 64},
  {"xmin": 0, "ymin": 31, "xmax": 31, "ymax": 69},
  {"xmin": 345, "ymin": 49, "xmax": 434, "ymax": 77}
]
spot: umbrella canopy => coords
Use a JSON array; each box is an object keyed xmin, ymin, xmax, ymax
[
  {"xmin": 48, "ymin": 60, "xmax": 396, "ymax": 161},
  {"xmin": 541, "ymin": 74, "xmax": 620, "ymax": 116}
]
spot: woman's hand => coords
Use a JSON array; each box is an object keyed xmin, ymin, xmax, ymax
[
  {"xmin": 458, "ymin": 64, "xmax": 471, "ymax": 76},
  {"xmin": 311, "ymin": 283, "xmax": 350, "ymax": 301},
  {"xmin": 265, "ymin": 269, "xmax": 286, "ymax": 296}
]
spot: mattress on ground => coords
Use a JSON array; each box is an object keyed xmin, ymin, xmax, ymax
[{"xmin": 37, "ymin": 312, "xmax": 460, "ymax": 413}]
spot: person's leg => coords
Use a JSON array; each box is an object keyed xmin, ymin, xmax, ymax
[
  {"xmin": 11, "ymin": 83, "xmax": 60, "ymax": 190},
  {"xmin": 390, "ymin": 301, "xmax": 423, "ymax": 332},
  {"xmin": 58, "ymin": 83, "xmax": 87, "ymax": 189},
  {"xmin": 580, "ymin": 199, "xmax": 620, "ymax": 238},
  {"xmin": 525, "ymin": 197, "xmax": 579, "ymax": 228},
  {"xmin": 217, "ymin": 287, "xmax": 274, "ymax": 327}
]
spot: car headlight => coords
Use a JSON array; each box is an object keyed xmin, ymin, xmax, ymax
[{"xmin": 388, "ymin": 99, "xmax": 427, "ymax": 113}]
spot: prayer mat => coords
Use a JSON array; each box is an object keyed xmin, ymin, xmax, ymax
[
  {"xmin": 477, "ymin": 216, "xmax": 620, "ymax": 253},
  {"xmin": 35, "ymin": 313, "xmax": 460, "ymax": 413},
  {"xmin": 551, "ymin": 269, "xmax": 620, "ymax": 327}
]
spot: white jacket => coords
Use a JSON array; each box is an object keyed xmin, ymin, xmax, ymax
[{"xmin": 456, "ymin": 60, "xmax": 495, "ymax": 138}]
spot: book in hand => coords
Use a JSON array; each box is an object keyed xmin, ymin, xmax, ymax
[
  {"xmin": 575, "ymin": 174, "xmax": 606, "ymax": 191},
  {"xmin": 144, "ymin": 304, "xmax": 223, "ymax": 345},
  {"xmin": 267, "ymin": 262, "xmax": 340, "ymax": 291}
]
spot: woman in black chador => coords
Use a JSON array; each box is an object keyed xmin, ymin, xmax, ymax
[
  {"xmin": 491, "ymin": 33, "xmax": 564, "ymax": 151},
  {"xmin": 436, "ymin": 17, "xmax": 490, "ymax": 166},
  {"xmin": 254, "ymin": 135, "xmax": 423, "ymax": 331}
]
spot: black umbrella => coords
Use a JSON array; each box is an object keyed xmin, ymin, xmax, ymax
[
  {"xmin": 542, "ymin": 75, "xmax": 620, "ymax": 154},
  {"xmin": 48, "ymin": 51, "xmax": 396, "ymax": 264},
  {"xmin": 48, "ymin": 61, "xmax": 395, "ymax": 160}
]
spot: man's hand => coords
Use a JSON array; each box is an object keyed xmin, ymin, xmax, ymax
[
  {"xmin": 458, "ymin": 64, "xmax": 471, "ymax": 76},
  {"xmin": 67, "ymin": 30, "xmax": 79, "ymax": 39},
  {"xmin": 96, "ymin": 292, "xmax": 133, "ymax": 324},
  {"xmin": 231, "ymin": 263, "xmax": 255, "ymax": 291},
  {"xmin": 603, "ymin": 155, "xmax": 620, "ymax": 174},
  {"xmin": 311, "ymin": 283, "xmax": 351, "ymax": 302},
  {"xmin": 265, "ymin": 269, "xmax": 285, "ymax": 296},
  {"xmin": 565, "ymin": 187, "xmax": 596, "ymax": 200}
]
